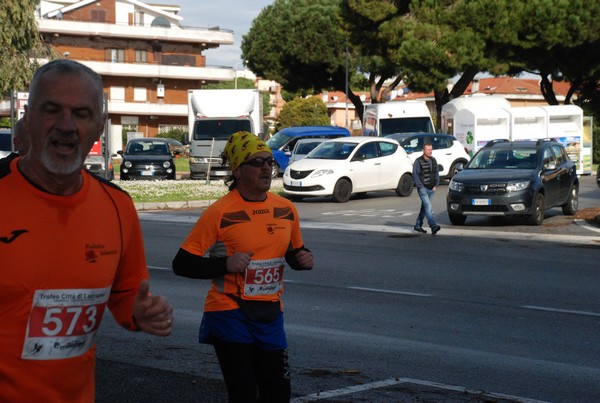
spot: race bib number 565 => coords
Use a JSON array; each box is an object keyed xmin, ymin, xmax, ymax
[
  {"xmin": 22, "ymin": 287, "xmax": 110, "ymax": 360},
  {"xmin": 244, "ymin": 258, "xmax": 285, "ymax": 297}
]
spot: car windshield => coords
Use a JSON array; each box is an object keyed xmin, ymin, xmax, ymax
[
  {"xmin": 466, "ymin": 148, "xmax": 538, "ymax": 169},
  {"xmin": 294, "ymin": 141, "xmax": 323, "ymax": 155},
  {"xmin": 126, "ymin": 141, "xmax": 170, "ymax": 156},
  {"xmin": 307, "ymin": 142, "xmax": 358, "ymax": 160},
  {"xmin": 266, "ymin": 132, "xmax": 293, "ymax": 150},
  {"xmin": 193, "ymin": 119, "xmax": 251, "ymax": 141},
  {"xmin": 380, "ymin": 117, "xmax": 434, "ymax": 135}
]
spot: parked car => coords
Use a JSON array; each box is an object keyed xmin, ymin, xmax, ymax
[
  {"xmin": 446, "ymin": 139, "xmax": 579, "ymax": 226},
  {"xmin": 163, "ymin": 138, "xmax": 186, "ymax": 156},
  {"xmin": 283, "ymin": 136, "xmax": 414, "ymax": 202},
  {"xmin": 597, "ymin": 165, "xmax": 600, "ymax": 188},
  {"xmin": 0, "ymin": 128, "xmax": 12, "ymax": 159},
  {"xmin": 288, "ymin": 138, "xmax": 329, "ymax": 166},
  {"xmin": 267, "ymin": 126, "xmax": 350, "ymax": 178},
  {"xmin": 386, "ymin": 133, "xmax": 470, "ymax": 180},
  {"xmin": 118, "ymin": 138, "xmax": 177, "ymax": 180},
  {"xmin": 84, "ymin": 155, "xmax": 114, "ymax": 180}
]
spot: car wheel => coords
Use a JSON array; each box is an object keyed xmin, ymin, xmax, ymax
[
  {"xmin": 448, "ymin": 212, "xmax": 467, "ymax": 225},
  {"xmin": 527, "ymin": 193, "xmax": 545, "ymax": 225},
  {"xmin": 395, "ymin": 173, "xmax": 414, "ymax": 197},
  {"xmin": 561, "ymin": 184, "xmax": 578, "ymax": 215},
  {"xmin": 449, "ymin": 161, "xmax": 465, "ymax": 179},
  {"xmin": 271, "ymin": 164, "xmax": 280, "ymax": 178},
  {"xmin": 332, "ymin": 178, "xmax": 352, "ymax": 203}
]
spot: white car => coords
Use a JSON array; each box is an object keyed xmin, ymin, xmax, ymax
[
  {"xmin": 283, "ymin": 136, "xmax": 414, "ymax": 202},
  {"xmin": 288, "ymin": 138, "xmax": 329, "ymax": 166},
  {"xmin": 386, "ymin": 133, "xmax": 470, "ymax": 179}
]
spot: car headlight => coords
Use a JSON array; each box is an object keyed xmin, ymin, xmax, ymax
[
  {"xmin": 449, "ymin": 179, "xmax": 464, "ymax": 192},
  {"xmin": 123, "ymin": 161, "xmax": 132, "ymax": 168},
  {"xmin": 163, "ymin": 161, "xmax": 171, "ymax": 168},
  {"xmin": 506, "ymin": 180, "xmax": 530, "ymax": 192},
  {"xmin": 311, "ymin": 169, "xmax": 334, "ymax": 178}
]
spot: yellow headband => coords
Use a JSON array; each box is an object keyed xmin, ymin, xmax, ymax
[{"xmin": 222, "ymin": 131, "xmax": 272, "ymax": 171}]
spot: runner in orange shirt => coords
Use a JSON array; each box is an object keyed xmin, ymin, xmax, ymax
[
  {"xmin": 173, "ymin": 131, "xmax": 314, "ymax": 403},
  {"xmin": 0, "ymin": 59, "xmax": 173, "ymax": 402}
]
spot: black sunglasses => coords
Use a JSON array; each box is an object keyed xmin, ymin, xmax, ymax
[{"xmin": 242, "ymin": 156, "xmax": 276, "ymax": 167}]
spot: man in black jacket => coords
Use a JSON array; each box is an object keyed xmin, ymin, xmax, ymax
[{"xmin": 412, "ymin": 143, "xmax": 441, "ymax": 235}]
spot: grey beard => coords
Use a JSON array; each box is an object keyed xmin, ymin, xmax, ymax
[{"xmin": 41, "ymin": 149, "xmax": 84, "ymax": 175}]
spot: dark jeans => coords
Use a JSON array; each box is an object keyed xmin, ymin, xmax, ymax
[
  {"xmin": 213, "ymin": 338, "xmax": 291, "ymax": 403},
  {"xmin": 415, "ymin": 187, "xmax": 438, "ymax": 228}
]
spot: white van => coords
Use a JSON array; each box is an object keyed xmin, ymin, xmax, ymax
[{"xmin": 362, "ymin": 101, "xmax": 434, "ymax": 136}]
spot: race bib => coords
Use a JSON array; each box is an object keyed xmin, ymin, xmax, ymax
[
  {"xmin": 244, "ymin": 258, "xmax": 285, "ymax": 297},
  {"xmin": 22, "ymin": 287, "xmax": 110, "ymax": 360}
]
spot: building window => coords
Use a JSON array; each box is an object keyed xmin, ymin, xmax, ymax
[
  {"xmin": 110, "ymin": 87, "xmax": 125, "ymax": 102},
  {"xmin": 91, "ymin": 9, "xmax": 106, "ymax": 22},
  {"xmin": 135, "ymin": 50, "xmax": 147, "ymax": 63},
  {"xmin": 134, "ymin": 11, "xmax": 144, "ymax": 26},
  {"xmin": 106, "ymin": 48, "xmax": 125, "ymax": 63},
  {"xmin": 133, "ymin": 87, "xmax": 147, "ymax": 102}
]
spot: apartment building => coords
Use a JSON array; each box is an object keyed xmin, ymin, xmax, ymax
[{"xmin": 34, "ymin": 0, "xmax": 235, "ymax": 154}]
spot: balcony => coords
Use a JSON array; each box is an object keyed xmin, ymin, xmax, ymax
[
  {"xmin": 37, "ymin": 18, "xmax": 234, "ymax": 48},
  {"xmin": 107, "ymin": 101, "xmax": 187, "ymax": 117},
  {"xmin": 83, "ymin": 60, "xmax": 235, "ymax": 81}
]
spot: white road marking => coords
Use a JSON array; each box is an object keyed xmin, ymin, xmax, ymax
[
  {"xmin": 290, "ymin": 376, "xmax": 550, "ymax": 403},
  {"xmin": 348, "ymin": 286, "xmax": 432, "ymax": 298},
  {"xmin": 138, "ymin": 211, "xmax": 599, "ymax": 242},
  {"xmin": 522, "ymin": 305, "xmax": 600, "ymax": 318},
  {"xmin": 299, "ymin": 221, "xmax": 600, "ymax": 245},
  {"xmin": 574, "ymin": 218, "xmax": 600, "ymax": 234}
]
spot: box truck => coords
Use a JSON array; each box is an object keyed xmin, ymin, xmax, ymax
[
  {"xmin": 362, "ymin": 101, "xmax": 434, "ymax": 136},
  {"xmin": 187, "ymin": 89, "xmax": 263, "ymax": 179}
]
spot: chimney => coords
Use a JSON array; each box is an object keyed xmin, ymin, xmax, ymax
[{"xmin": 471, "ymin": 78, "xmax": 480, "ymax": 94}]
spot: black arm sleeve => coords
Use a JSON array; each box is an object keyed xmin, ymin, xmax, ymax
[
  {"xmin": 172, "ymin": 248, "xmax": 229, "ymax": 279},
  {"xmin": 285, "ymin": 246, "xmax": 312, "ymax": 271}
]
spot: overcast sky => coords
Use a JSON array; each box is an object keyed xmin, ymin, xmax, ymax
[{"xmin": 158, "ymin": 0, "xmax": 274, "ymax": 68}]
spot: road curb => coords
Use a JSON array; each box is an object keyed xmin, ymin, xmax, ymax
[{"xmin": 134, "ymin": 199, "xmax": 213, "ymax": 211}]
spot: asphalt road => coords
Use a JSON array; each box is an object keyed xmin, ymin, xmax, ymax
[{"xmin": 96, "ymin": 175, "xmax": 600, "ymax": 402}]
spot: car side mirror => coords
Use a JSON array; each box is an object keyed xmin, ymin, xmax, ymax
[
  {"xmin": 284, "ymin": 151, "xmax": 291, "ymax": 156},
  {"xmin": 117, "ymin": 150, "xmax": 123, "ymax": 156},
  {"xmin": 352, "ymin": 154, "xmax": 366, "ymax": 162},
  {"xmin": 544, "ymin": 163, "xmax": 557, "ymax": 171}
]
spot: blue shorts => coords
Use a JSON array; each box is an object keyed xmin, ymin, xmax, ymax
[{"xmin": 199, "ymin": 309, "xmax": 287, "ymax": 350}]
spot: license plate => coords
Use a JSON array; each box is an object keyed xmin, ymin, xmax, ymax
[
  {"xmin": 291, "ymin": 181, "xmax": 302, "ymax": 187},
  {"xmin": 472, "ymin": 198, "xmax": 491, "ymax": 206},
  {"xmin": 213, "ymin": 171, "xmax": 228, "ymax": 176},
  {"xmin": 140, "ymin": 171, "xmax": 153, "ymax": 176}
]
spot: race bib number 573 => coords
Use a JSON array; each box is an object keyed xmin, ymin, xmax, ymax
[{"xmin": 22, "ymin": 287, "xmax": 110, "ymax": 360}]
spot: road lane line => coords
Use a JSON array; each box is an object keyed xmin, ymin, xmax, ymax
[
  {"xmin": 396, "ymin": 378, "xmax": 550, "ymax": 403},
  {"xmin": 290, "ymin": 377, "xmax": 402, "ymax": 402},
  {"xmin": 291, "ymin": 376, "xmax": 550, "ymax": 403},
  {"xmin": 348, "ymin": 286, "xmax": 432, "ymax": 297},
  {"xmin": 522, "ymin": 305, "xmax": 600, "ymax": 318}
]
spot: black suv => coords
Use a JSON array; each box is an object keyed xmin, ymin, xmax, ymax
[{"xmin": 446, "ymin": 139, "xmax": 579, "ymax": 225}]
